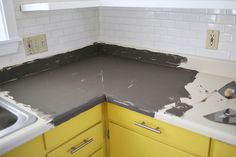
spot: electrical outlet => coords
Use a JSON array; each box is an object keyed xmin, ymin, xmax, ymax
[
  {"xmin": 23, "ymin": 34, "xmax": 48, "ymax": 55},
  {"xmin": 206, "ymin": 30, "xmax": 220, "ymax": 50}
]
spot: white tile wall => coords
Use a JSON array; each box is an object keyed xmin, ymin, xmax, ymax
[
  {"xmin": 99, "ymin": 7, "xmax": 236, "ymax": 61},
  {"xmin": 1, "ymin": 2, "xmax": 236, "ymax": 69},
  {"xmin": 0, "ymin": 0, "xmax": 99, "ymax": 68}
]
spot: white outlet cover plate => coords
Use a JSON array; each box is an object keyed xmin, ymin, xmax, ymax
[{"xmin": 206, "ymin": 30, "xmax": 220, "ymax": 50}]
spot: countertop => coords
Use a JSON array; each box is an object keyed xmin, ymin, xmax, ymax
[
  {"xmin": 0, "ymin": 56, "xmax": 197, "ymax": 123},
  {"xmin": 0, "ymin": 54, "xmax": 236, "ymax": 150}
]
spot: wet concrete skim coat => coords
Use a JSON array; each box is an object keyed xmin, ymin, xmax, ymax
[
  {"xmin": 1, "ymin": 43, "xmax": 233, "ymax": 124},
  {"xmin": 0, "ymin": 59, "xmax": 197, "ymax": 123}
]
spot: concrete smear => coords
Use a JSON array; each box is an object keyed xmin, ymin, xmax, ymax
[{"xmin": 0, "ymin": 56, "xmax": 198, "ymax": 124}]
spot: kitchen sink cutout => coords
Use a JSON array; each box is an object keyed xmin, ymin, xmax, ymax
[{"xmin": 0, "ymin": 98, "xmax": 37, "ymax": 138}]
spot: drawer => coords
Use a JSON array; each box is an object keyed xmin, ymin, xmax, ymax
[
  {"xmin": 107, "ymin": 103, "xmax": 210, "ymax": 157},
  {"xmin": 47, "ymin": 123, "xmax": 104, "ymax": 157},
  {"xmin": 89, "ymin": 148, "xmax": 104, "ymax": 157},
  {"xmin": 44, "ymin": 104, "xmax": 103, "ymax": 151},
  {"xmin": 211, "ymin": 140, "xmax": 236, "ymax": 157}
]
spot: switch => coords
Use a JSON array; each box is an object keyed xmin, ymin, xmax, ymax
[
  {"xmin": 23, "ymin": 34, "xmax": 48, "ymax": 55},
  {"xmin": 206, "ymin": 30, "xmax": 220, "ymax": 50}
]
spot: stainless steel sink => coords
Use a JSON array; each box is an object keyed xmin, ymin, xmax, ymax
[{"xmin": 0, "ymin": 98, "xmax": 37, "ymax": 138}]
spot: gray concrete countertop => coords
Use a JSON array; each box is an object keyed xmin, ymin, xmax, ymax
[
  {"xmin": 0, "ymin": 56, "xmax": 196, "ymax": 125},
  {"xmin": 1, "ymin": 55, "xmax": 236, "ymax": 146}
]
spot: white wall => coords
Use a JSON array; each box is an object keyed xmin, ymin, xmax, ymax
[
  {"xmin": 1, "ymin": 1, "xmax": 236, "ymax": 69},
  {"xmin": 0, "ymin": 0, "xmax": 99, "ymax": 68},
  {"xmin": 99, "ymin": 7, "xmax": 236, "ymax": 61}
]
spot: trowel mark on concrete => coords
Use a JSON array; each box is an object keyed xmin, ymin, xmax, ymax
[
  {"xmin": 128, "ymin": 80, "xmax": 136, "ymax": 89},
  {"xmin": 99, "ymin": 70, "xmax": 104, "ymax": 83}
]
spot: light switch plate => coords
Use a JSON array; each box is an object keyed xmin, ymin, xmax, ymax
[
  {"xmin": 206, "ymin": 30, "xmax": 220, "ymax": 50},
  {"xmin": 23, "ymin": 34, "xmax": 48, "ymax": 55}
]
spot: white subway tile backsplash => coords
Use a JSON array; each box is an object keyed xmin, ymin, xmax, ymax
[
  {"xmin": 17, "ymin": 18, "xmax": 36, "ymax": 27},
  {"xmin": 161, "ymin": 20, "xmax": 190, "ymax": 29},
  {"xmin": 36, "ymin": 17, "xmax": 50, "ymax": 25},
  {"xmin": 0, "ymin": 0, "xmax": 99, "ymax": 68},
  {"xmin": 224, "ymin": 25, "xmax": 236, "ymax": 34},
  {"xmin": 168, "ymin": 13, "xmax": 183, "ymax": 21},
  {"xmin": 100, "ymin": 7, "xmax": 236, "ymax": 61},
  {"xmin": 207, "ymin": 9, "xmax": 227, "ymax": 15},
  {"xmin": 232, "ymin": 34, "xmax": 236, "ymax": 42},
  {"xmin": 19, "ymin": 25, "xmax": 46, "ymax": 36},
  {"xmin": 223, "ymin": 43, "xmax": 236, "ymax": 51},
  {"xmin": 155, "ymin": 27, "xmax": 168, "ymax": 35},
  {"xmin": 216, "ymin": 15, "xmax": 235, "ymax": 24},
  {"xmin": 1, "ymin": 3, "xmax": 236, "ymax": 68},
  {"xmin": 230, "ymin": 53, "xmax": 236, "ymax": 61},
  {"xmin": 189, "ymin": 23, "xmax": 208, "ymax": 31},
  {"xmin": 227, "ymin": 9, "xmax": 236, "ymax": 15},
  {"xmin": 222, "ymin": 34, "xmax": 233, "ymax": 42},
  {"xmin": 207, "ymin": 24, "xmax": 224, "ymax": 31},
  {"xmin": 199, "ymin": 15, "xmax": 216, "ymax": 23},
  {"xmin": 154, "ymin": 12, "xmax": 169, "ymax": 20},
  {"xmin": 182, "ymin": 13, "xmax": 199, "ymax": 22}
]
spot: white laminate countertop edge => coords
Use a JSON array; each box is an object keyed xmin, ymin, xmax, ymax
[
  {"xmin": 155, "ymin": 112, "xmax": 236, "ymax": 146},
  {"xmin": 155, "ymin": 72, "xmax": 236, "ymax": 146}
]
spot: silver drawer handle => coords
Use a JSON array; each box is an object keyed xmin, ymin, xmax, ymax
[
  {"xmin": 70, "ymin": 138, "xmax": 93, "ymax": 154},
  {"xmin": 134, "ymin": 121, "xmax": 161, "ymax": 134}
]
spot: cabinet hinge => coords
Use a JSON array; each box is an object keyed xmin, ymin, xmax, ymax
[{"xmin": 107, "ymin": 129, "xmax": 110, "ymax": 139}]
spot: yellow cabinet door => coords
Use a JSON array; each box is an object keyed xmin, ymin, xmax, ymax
[
  {"xmin": 107, "ymin": 103, "xmax": 209, "ymax": 157},
  {"xmin": 1, "ymin": 136, "xmax": 45, "ymax": 157},
  {"xmin": 211, "ymin": 140, "xmax": 236, "ymax": 157},
  {"xmin": 109, "ymin": 122, "xmax": 195, "ymax": 157}
]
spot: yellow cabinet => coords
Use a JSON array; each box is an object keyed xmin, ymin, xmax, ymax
[
  {"xmin": 210, "ymin": 140, "xmax": 236, "ymax": 157},
  {"xmin": 1, "ymin": 135, "xmax": 45, "ymax": 157},
  {"xmin": 3, "ymin": 102, "xmax": 236, "ymax": 157},
  {"xmin": 47, "ymin": 123, "xmax": 104, "ymax": 157},
  {"xmin": 109, "ymin": 122, "xmax": 195, "ymax": 157},
  {"xmin": 44, "ymin": 104, "xmax": 103, "ymax": 151},
  {"xmin": 107, "ymin": 103, "xmax": 210, "ymax": 157},
  {"xmin": 45, "ymin": 104, "xmax": 106, "ymax": 157},
  {"xmin": 89, "ymin": 148, "xmax": 105, "ymax": 157},
  {"xmin": 1, "ymin": 104, "xmax": 105, "ymax": 157}
]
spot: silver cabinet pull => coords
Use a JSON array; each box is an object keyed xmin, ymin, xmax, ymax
[
  {"xmin": 134, "ymin": 121, "xmax": 161, "ymax": 134},
  {"xmin": 70, "ymin": 138, "xmax": 93, "ymax": 154}
]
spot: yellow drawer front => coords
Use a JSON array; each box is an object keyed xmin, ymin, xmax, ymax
[
  {"xmin": 109, "ymin": 122, "xmax": 195, "ymax": 157},
  {"xmin": 47, "ymin": 123, "xmax": 104, "ymax": 157},
  {"xmin": 107, "ymin": 103, "xmax": 210, "ymax": 157},
  {"xmin": 211, "ymin": 140, "xmax": 236, "ymax": 157},
  {"xmin": 1, "ymin": 136, "xmax": 45, "ymax": 157},
  {"xmin": 44, "ymin": 104, "xmax": 102, "ymax": 151},
  {"xmin": 89, "ymin": 148, "xmax": 104, "ymax": 157}
]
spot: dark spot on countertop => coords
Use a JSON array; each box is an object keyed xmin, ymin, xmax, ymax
[
  {"xmin": 165, "ymin": 101, "xmax": 193, "ymax": 117},
  {"xmin": 200, "ymin": 97, "xmax": 208, "ymax": 103}
]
